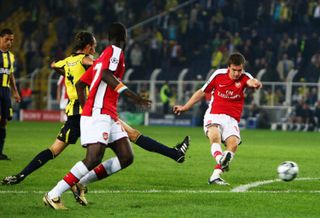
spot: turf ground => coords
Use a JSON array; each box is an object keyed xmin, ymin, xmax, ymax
[{"xmin": 0, "ymin": 121, "xmax": 319, "ymax": 217}]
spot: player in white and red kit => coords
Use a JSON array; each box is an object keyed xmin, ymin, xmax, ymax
[
  {"xmin": 174, "ymin": 52, "xmax": 262, "ymax": 185},
  {"xmin": 43, "ymin": 23, "xmax": 151, "ymax": 209},
  {"xmin": 57, "ymin": 75, "xmax": 68, "ymax": 122}
]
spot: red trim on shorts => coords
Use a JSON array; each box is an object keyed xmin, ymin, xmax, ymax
[
  {"xmin": 63, "ymin": 172, "xmax": 79, "ymax": 186},
  {"xmin": 94, "ymin": 164, "xmax": 109, "ymax": 180}
]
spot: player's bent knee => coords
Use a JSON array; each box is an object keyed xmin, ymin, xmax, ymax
[
  {"xmin": 84, "ymin": 158, "xmax": 102, "ymax": 170},
  {"xmin": 119, "ymin": 154, "xmax": 134, "ymax": 169},
  {"xmin": 49, "ymin": 141, "xmax": 68, "ymax": 157},
  {"xmin": 127, "ymin": 129, "xmax": 141, "ymax": 142}
]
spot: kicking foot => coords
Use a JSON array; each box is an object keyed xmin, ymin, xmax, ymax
[
  {"xmin": 2, "ymin": 174, "xmax": 25, "ymax": 185},
  {"xmin": 71, "ymin": 183, "xmax": 88, "ymax": 206},
  {"xmin": 43, "ymin": 193, "xmax": 67, "ymax": 210},
  {"xmin": 219, "ymin": 151, "xmax": 232, "ymax": 171},
  {"xmin": 174, "ymin": 136, "xmax": 190, "ymax": 163},
  {"xmin": 208, "ymin": 177, "xmax": 229, "ymax": 186}
]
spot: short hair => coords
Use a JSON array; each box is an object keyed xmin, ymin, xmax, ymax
[
  {"xmin": 0, "ymin": 28, "xmax": 13, "ymax": 37},
  {"xmin": 73, "ymin": 31, "xmax": 95, "ymax": 51},
  {"xmin": 108, "ymin": 22, "xmax": 126, "ymax": 41},
  {"xmin": 227, "ymin": 52, "xmax": 246, "ymax": 66}
]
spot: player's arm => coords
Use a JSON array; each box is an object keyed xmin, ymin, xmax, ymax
[
  {"xmin": 247, "ymin": 78, "xmax": 262, "ymax": 89},
  {"xmin": 173, "ymin": 88, "xmax": 205, "ymax": 115},
  {"xmin": 101, "ymin": 69, "xmax": 151, "ymax": 107},
  {"xmin": 82, "ymin": 56, "xmax": 94, "ymax": 66},
  {"xmin": 76, "ymin": 80, "xmax": 88, "ymax": 109},
  {"xmin": 50, "ymin": 61, "xmax": 65, "ymax": 76},
  {"xmin": 9, "ymin": 73, "xmax": 21, "ymax": 103}
]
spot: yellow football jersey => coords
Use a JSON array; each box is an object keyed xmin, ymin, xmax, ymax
[
  {"xmin": 54, "ymin": 53, "xmax": 88, "ymax": 116},
  {"xmin": 0, "ymin": 51, "xmax": 15, "ymax": 87}
]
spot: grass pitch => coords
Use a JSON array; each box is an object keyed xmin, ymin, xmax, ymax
[{"xmin": 0, "ymin": 122, "xmax": 319, "ymax": 217}]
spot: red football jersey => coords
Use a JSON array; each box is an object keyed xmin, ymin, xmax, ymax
[
  {"xmin": 201, "ymin": 68, "xmax": 253, "ymax": 122},
  {"xmin": 80, "ymin": 45, "xmax": 125, "ymax": 120}
]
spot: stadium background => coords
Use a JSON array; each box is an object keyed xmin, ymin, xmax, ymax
[
  {"xmin": 1, "ymin": 0, "xmax": 320, "ymax": 129},
  {"xmin": 1, "ymin": 1, "xmax": 320, "ymax": 217}
]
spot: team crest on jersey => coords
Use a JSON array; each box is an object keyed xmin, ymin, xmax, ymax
[
  {"xmin": 235, "ymin": 82, "xmax": 241, "ymax": 88},
  {"xmin": 103, "ymin": 132, "xmax": 109, "ymax": 140},
  {"xmin": 110, "ymin": 57, "xmax": 119, "ymax": 64}
]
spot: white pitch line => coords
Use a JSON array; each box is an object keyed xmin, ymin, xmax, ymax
[
  {"xmin": 231, "ymin": 177, "xmax": 320, "ymax": 192},
  {"xmin": 0, "ymin": 177, "xmax": 319, "ymax": 195},
  {"xmin": 0, "ymin": 189, "xmax": 319, "ymax": 194}
]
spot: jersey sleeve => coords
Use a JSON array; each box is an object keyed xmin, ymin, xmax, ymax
[
  {"xmin": 80, "ymin": 65, "xmax": 93, "ymax": 85},
  {"xmin": 102, "ymin": 46, "xmax": 122, "ymax": 72},
  {"xmin": 53, "ymin": 59, "xmax": 66, "ymax": 68},
  {"xmin": 243, "ymin": 72, "xmax": 254, "ymax": 86},
  {"xmin": 201, "ymin": 71, "xmax": 217, "ymax": 93}
]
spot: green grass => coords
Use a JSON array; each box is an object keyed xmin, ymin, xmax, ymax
[{"xmin": 0, "ymin": 122, "xmax": 320, "ymax": 217}]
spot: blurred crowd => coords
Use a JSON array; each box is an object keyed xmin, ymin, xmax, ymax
[
  {"xmin": 1, "ymin": 0, "xmax": 320, "ymax": 116},
  {"xmin": 2, "ymin": 0, "xmax": 319, "ymax": 81}
]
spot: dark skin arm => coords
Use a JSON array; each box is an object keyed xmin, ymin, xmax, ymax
[
  {"xmin": 75, "ymin": 80, "xmax": 88, "ymax": 109},
  {"xmin": 9, "ymin": 74, "xmax": 21, "ymax": 103},
  {"xmin": 101, "ymin": 69, "xmax": 151, "ymax": 107},
  {"xmin": 75, "ymin": 69, "xmax": 152, "ymax": 109}
]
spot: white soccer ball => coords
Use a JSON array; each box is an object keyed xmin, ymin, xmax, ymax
[{"xmin": 277, "ymin": 161, "xmax": 299, "ymax": 182}]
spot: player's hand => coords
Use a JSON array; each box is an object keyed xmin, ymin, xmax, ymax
[
  {"xmin": 50, "ymin": 61, "xmax": 56, "ymax": 68},
  {"xmin": 248, "ymin": 79, "xmax": 262, "ymax": 90},
  {"xmin": 173, "ymin": 105, "xmax": 187, "ymax": 115},
  {"xmin": 137, "ymin": 98, "xmax": 152, "ymax": 108},
  {"xmin": 253, "ymin": 80, "xmax": 262, "ymax": 89},
  {"xmin": 14, "ymin": 93, "xmax": 21, "ymax": 103}
]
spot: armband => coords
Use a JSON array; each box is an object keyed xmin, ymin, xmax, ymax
[{"xmin": 115, "ymin": 82, "xmax": 128, "ymax": 94}]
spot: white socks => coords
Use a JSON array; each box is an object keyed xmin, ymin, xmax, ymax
[
  {"xmin": 79, "ymin": 157, "xmax": 121, "ymax": 186},
  {"xmin": 48, "ymin": 161, "xmax": 89, "ymax": 199},
  {"xmin": 211, "ymin": 143, "xmax": 223, "ymax": 164}
]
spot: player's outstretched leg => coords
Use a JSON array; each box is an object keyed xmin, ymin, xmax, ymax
[
  {"xmin": 2, "ymin": 174, "xmax": 25, "ymax": 185},
  {"xmin": 208, "ymin": 164, "xmax": 229, "ymax": 185},
  {"xmin": 2, "ymin": 148, "xmax": 54, "ymax": 185},
  {"xmin": 71, "ymin": 183, "xmax": 88, "ymax": 206},
  {"xmin": 174, "ymin": 136, "xmax": 191, "ymax": 163},
  {"xmin": 135, "ymin": 135, "xmax": 190, "ymax": 163}
]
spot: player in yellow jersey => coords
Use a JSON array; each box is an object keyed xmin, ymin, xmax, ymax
[
  {"xmin": 2, "ymin": 31, "xmax": 189, "ymax": 188},
  {"xmin": 0, "ymin": 28, "xmax": 21, "ymax": 160},
  {"xmin": 2, "ymin": 31, "xmax": 95, "ymax": 182}
]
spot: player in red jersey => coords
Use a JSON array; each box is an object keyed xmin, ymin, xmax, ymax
[
  {"xmin": 43, "ymin": 22, "xmax": 151, "ymax": 209},
  {"xmin": 174, "ymin": 52, "xmax": 262, "ymax": 185}
]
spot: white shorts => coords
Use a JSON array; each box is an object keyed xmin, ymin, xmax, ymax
[
  {"xmin": 80, "ymin": 113, "xmax": 128, "ymax": 147},
  {"xmin": 203, "ymin": 113, "xmax": 241, "ymax": 142}
]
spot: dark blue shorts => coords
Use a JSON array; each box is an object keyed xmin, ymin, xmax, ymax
[
  {"xmin": 0, "ymin": 87, "xmax": 13, "ymax": 120},
  {"xmin": 57, "ymin": 115, "xmax": 80, "ymax": 144}
]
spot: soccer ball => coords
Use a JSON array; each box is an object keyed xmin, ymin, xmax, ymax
[{"xmin": 277, "ymin": 161, "xmax": 299, "ymax": 182}]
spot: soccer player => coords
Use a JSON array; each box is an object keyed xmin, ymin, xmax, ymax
[
  {"xmin": 42, "ymin": 22, "xmax": 150, "ymax": 209},
  {"xmin": 0, "ymin": 28, "xmax": 21, "ymax": 160},
  {"xmin": 2, "ymin": 31, "xmax": 96, "ymax": 183},
  {"xmin": 56, "ymin": 75, "xmax": 68, "ymax": 122},
  {"xmin": 2, "ymin": 31, "xmax": 189, "ymax": 185},
  {"xmin": 174, "ymin": 52, "xmax": 262, "ymax": 185}
]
